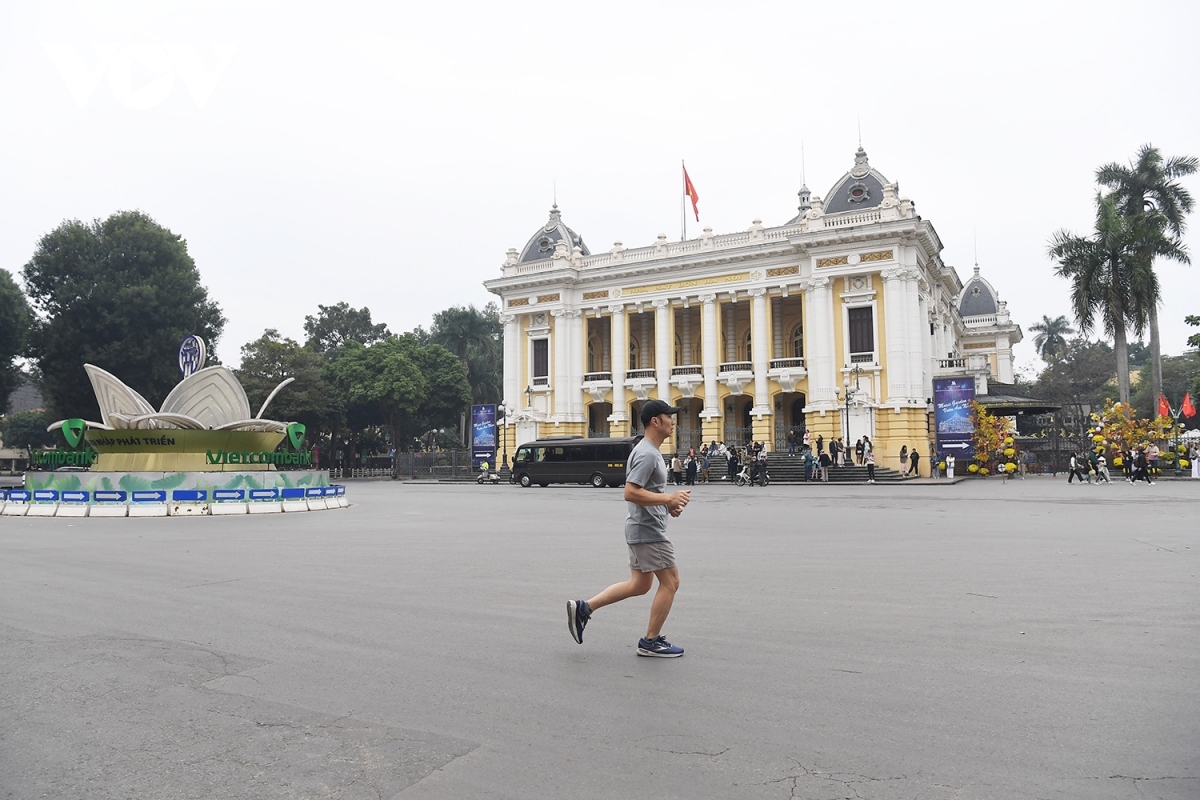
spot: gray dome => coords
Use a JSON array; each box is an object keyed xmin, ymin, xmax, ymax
[
  {"xmin": 822, "ymin": 146, "xmax": 890, "ymax": 215},
  {"xmin": 958, "ymin": 268, "xmax": 999, "ymax": 316},
  {"xmin": 518, "ymin": 205, "xmax": 590, "ymax": 263}
]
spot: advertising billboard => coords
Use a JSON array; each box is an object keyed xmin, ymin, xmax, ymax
[
  {"xmin": 933, "ymin": 377, "xmax": 976, "ymax": 461},
  {"xmin": 471, "ymin": 404, "xmax": 497, "ymax": 468}
]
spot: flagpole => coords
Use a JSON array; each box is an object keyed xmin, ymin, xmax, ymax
[{"xmin": 681, "ymin": 160, "xmax": 686, "ymax": 242}]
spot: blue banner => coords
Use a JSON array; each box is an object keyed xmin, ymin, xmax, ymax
[
  {"xmin": 933, "ymin": 377, "xmax": 976, "ymax": 461},
  {"xmin": 471, "ymin": 404, "xmax": 497, "ymax": 468}
]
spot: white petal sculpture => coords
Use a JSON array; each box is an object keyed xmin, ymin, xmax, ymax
[
  {"xmin": 67, "ymin": 363, "xmax": 296, "ymax": 432},
  {"xmin": 159, "ymin": 366, "xmax": 253, "ymax": 429},
  {"xmin": 84, "ymin": 365, "xmax": 158, "ymax": 429}
]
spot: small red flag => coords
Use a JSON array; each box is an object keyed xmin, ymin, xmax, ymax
[
  {"xmin": 1158, "ymin": 393, "xmax": 1171, "ymax": 418},
  {"xmin": 683, "ymin": 165, "xmax": 700, "ymax": 221},
  {"xmin": 1183, "ymin": 392, "xmax": 1197, "ymax": 419}
]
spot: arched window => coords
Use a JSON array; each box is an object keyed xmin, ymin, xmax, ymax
[
  {"xmin": 629, "ymin": 338, "xmax": 639, "ymax": 371},
  {"xmin": 791, "ymin": 322, "xmax": 804, "ymax": 359},
  {"xmin": 743, "ymin": 330, "xmax": 753, "ymax": 362},
  {"xmin": 587, "ymin": 337, "xmax": 597, "ymax": 373},
  {"xmin": 674, "ymin": 334, "xmax": 683, "ymax": 365}
]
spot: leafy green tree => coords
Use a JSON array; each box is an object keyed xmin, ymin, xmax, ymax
[
  {"xmin": 1186, "ymin": 314, "xmax": 1200, "ymax": 350},
  {"xmin": 0, "ymin": 268, "xmax": 33, "ymax": 414},
  {"xmin": 1096, "ymin": 144, "xmax": 1197, "ymax": 398},
  {"xmin": 1032, "ymin": 338, "xmax": 1117, "ymax": 409},
  {"xmin": 0, "ymin": 410, "xmax": 54, "ymax": 450},
  {"xmin": 21, "ymin": 211, "xmax": 225, "ymax": 420},
  {"xmin": 1028, "ymin": 314, "xmax": 1075, "ymax": 361},
  {"xmin": 235, "ymin": 329, "xmax": 334, "ymax": 433},
  {"xmin": 1126, "ymin": 339, "xmax": 1151, "ymax": 368},
  {"xmin": 1048, "ymin": 195, "xmax": 1185, "ymax": 402},
  {"xmin": 428, "ymin": 303, "xmax": 502, "ymax": 404},
  {"xmin": 303, "ymin": 302, "xmax": 391, "ymax": 357},
  {"xmin": 398, "ymin": 339, "xmax": 472, "ymax": 446}
]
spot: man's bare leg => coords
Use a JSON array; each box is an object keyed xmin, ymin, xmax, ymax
[
  {"xmin": 645, "ymin": 567, "xmax": 680, "ymax": 639},
  {"xmin": 587, "ymin": 570, "xmax": 653, "ymax": 611}
]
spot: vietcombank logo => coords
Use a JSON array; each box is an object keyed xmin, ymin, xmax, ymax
[{"xmin": 206, "ymin": 450, "xmax": 313, "ymax": 466}]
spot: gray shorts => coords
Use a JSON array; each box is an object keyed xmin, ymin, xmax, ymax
[{"xmin": 628, "ymin": 540, "xmax": 677, "ymax": 573}]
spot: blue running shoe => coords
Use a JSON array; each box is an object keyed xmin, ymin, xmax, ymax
[
  {"xmin": 637, "ymin": 635, "xmax": 684, "ymax": 658},
  {"xmin": 567, "ymin": 600, "xmax": 591, "ymax": 644}
]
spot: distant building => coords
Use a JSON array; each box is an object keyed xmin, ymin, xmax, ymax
[{"xmin": 483, "ymin": 147, "xmax": 1022, "ymax": 475}]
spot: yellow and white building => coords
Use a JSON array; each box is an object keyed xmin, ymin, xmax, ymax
[{"xmin": 483, "ymin": 147, "xmax": 1022, "ymax": 475}]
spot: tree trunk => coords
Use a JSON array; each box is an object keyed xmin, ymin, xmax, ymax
[
  {"xmin": 1149, "ymin": 304, "xmax": 1163, "ymax": 404},
  {"xmin": 1114, "ymin": 324, "xmax": 1130, "ymax": 403}
]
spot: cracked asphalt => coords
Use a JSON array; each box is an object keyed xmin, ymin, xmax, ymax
[{"xmin": 1, "ymin": 478, "xmax": 1198, "ymax": 799}]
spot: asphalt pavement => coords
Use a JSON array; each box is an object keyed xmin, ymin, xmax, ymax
[{"xmin": 2, "ymin": 477, "xmax": 1198, "ymax": 799}]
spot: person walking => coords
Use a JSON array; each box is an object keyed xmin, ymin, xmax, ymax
[
  {"xmin": 670, "ymin": 453, "xmax": 682, "ymax": 486},
  {"xmin": 818, "ymin": 449, "xmax": 831, "ymax": 482},
  {"xmin": 1096, "ymin": 453, "xmax": 1110, "ymax": 484},
  {"xmin": 899, "ymin": 445, "xmax": 909, "ymax": 476},
  {"xmin": 1190, "ymin": 443, "xmax": 1199, "ymax": 479},
  {"xmin": 909, "ymin": 448, "xmax": 920, "ymax": 478},
  {"xmin": 700, "ymin": 452, "xmax": 710, "ymax": 484},
  {"xmin": 567, "ymin": 399, "xmax": 690, "ymax": 658},
  {"xmin": 1133, "ymin": 447, "xmax": 1154, "ymax": 485},
  {"xmin": 685, "ymin": 454, "xmax": 697, "ymax": 486},
  {"xmin": 787, "ymin": 429, "xmax": 797, "ymax": 457},
  {"xmin": 865, "ymin": 449, "xmax": 876, "ymax": 484},
  {"xmin": 1067, "ymin": 452, "xmax": 1081, "ymax": 484},
  {"xmin": 1147, "ymin": 442, "xmax": 1160, "ymax": 477},
  {"xmin": 1017, "ymin": 449, "xmax": 1029, "ymax": 479},
  {"xmin": 946, "ymin": 452, "xmax": 955, "ymax": 479},
  {"xmin": 1122, "ymin": 449, "xmax": 1134, "ymax": 482},
  {"xmin": 727, "ymin": 448, "xmax": 740, "ymax": 482}
]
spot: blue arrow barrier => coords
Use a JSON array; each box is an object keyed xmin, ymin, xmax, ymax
[
  {"xmin": 213, "ymin": 489, "xmax": 245, "ymax": 501},
  {"xmin": 131, "ymin": 490, "xmax": 167, "ymax": 503},
  {"xmin": 94, "ymin": 491, "xmax": 127, "ymax": 503},
  {"xmin": 306, "ymin": 487, "xmax": 324, "ymax": 498},
  {"xmin": 280, "ymin": 488, "xmax": 305, "ymax": 500},
  {"xmin": 248, "ymin": 489, "xmax": 279, "ymax": 500},
  {"xmin": 8, "ymin": 490, "xmax": 31, "ymax": 502},
  {"xmin": 61, "ymin": 491, "xmax": 90, "ymax": 503},
  {"xmin": 172, "ymin": 490, "xmax": 207, "ymax": 502}
]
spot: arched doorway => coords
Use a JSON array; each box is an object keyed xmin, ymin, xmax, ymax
[
  {"xmin": 774, "ymin": 393, "xmax": 807, "ymax": 450},
  {"xmin": 588, "ymin": 403, "xmax": 612, "ymax": 437},
  {"xmin": 723, "ymin": 396, "xmax": 754, "ymax": 447}
]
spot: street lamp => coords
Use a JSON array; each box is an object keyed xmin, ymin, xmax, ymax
[
  {"xmin": 497, "ymin": 403, "xmax": 509, "ymax": 471},
  {"xmin": 525, "ymin": 384, "xmax": 533, "ymax": 408},
  {"xmin": 841, "ymin": 375, "xmax": 851, "ymax": 444}
]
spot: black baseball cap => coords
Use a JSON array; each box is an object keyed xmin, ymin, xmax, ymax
[{"xmin": 640, "ymin": 399, "xmax": 682, "ymax": 425}]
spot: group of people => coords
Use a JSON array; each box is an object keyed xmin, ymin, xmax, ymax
[{"xmin": 1068, "ymin": 443, "xmax": 1181, "ymax": 486}]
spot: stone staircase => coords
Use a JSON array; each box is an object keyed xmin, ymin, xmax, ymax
[{"xmin": 679, "ymin": 452, "xmax": 911, "ymax": 485}]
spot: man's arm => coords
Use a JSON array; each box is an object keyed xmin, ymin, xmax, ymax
[{"xmin": 624, "ymin": 481, "xmax": 689, "ymax": 514}]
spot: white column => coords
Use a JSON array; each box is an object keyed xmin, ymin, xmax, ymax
[
  {"xmin": 640, "ymin": 313, "xmax": 651, "ymax": 369},
  {"xmin": 609, "ymin": 306, "xmax": 627, "ymax": 421},
  {"xmin": 805, "ymin": 277, "xmax": 836, "ymax": 406},
  {"xmin": 750, "ymin": 288, "xmax": 770, "ymax": 412},
  {"xmin": 904, "ymin": 272, "xmax": 924, "ymax": 402},
  {"xmin": 918, "ymin": 291, "xmax": 933, "ymax": 401},
  {"xmin": 881, "ymin": 269, "xmax": 908, "ymax": 403},
  {"xmin": 724, "ymin": 303, "xmax": 737, "ymax": 361},
  {"xmin": 551, "ymin": 309, "xmax": 569, "ymax": 419},
  {"xmin": 601, "ymin": 317, "xmax": 610, "ymax": 372},
  {"xmin": 568, "ymin": 309, "xmax": 585, "ymax": 419},
  {"xmin": 772, "ymin": 296, "xmax": 783, "ymax": 361},
  {"xmin": 654, "ymin": 298, "xmax": 671, "ymax": 400},
  {"xmin": 502, "ymin": 314, "xmax": 520, "ymax": 413},
  {"xmin": 700, "ymin": 294, "xmax": 719, "ymax": 420},
  {"xmin": 682, "ymin": 308, "xmax": 692, "ymax": 364}
]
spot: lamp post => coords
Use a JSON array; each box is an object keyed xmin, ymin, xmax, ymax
[
  {"xmin": 841, "ymin": 376, "xmax": 850, "ymax": 444},
  {"xmin": 525, "ymin": 384, "xmax": 533, "ymax": 408},
  {"xmin": 497, "ymin": 403, "xmax": 509, "ymax": 471},
  {"xmin": 841, "ymin": 363, "xmax": 866, "ymax": 445}
]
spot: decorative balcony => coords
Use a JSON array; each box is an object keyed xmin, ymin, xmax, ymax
[
  {"xmin": 624, "ymin": 367, "xmax": 657, "ymax": 400},
  {"xmin": 849, "ymin": 352, "xmax": 875, "ymax": 364},
  {"xmin": 767, "ymin": 357, "xmax": 807, "ymax": 393},
  {"xmin": 718, "ymin": 361, "xmax": 753, "ymax": 396},
  {"xmin": 670, "ymin": 364, "xmax": 703, "ymax": 398},
  {"xmin": 581, "ymin": 371, "xmax": 613, "ymax": 403}
]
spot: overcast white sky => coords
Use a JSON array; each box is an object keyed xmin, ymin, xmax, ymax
[{"xmin": 2, "ymin": 1, "xmax": 1198, "ymax": 372}]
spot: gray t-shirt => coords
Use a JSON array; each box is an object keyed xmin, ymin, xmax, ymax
[{"xmin": 624, "ymin": 437, "xmax": 669, "ymax": 544}]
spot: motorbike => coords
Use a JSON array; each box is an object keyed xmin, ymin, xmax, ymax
[
  {"xmin": 476, "ymin": 469, "xmax": 501, "ymax": 485},
  {"xmin": 734, "ymin": 461, "xmax": 770, "ymax": 487}
]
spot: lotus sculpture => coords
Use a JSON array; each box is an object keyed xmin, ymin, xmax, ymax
[{"xmin": 49, "ymin": 364, "xmax": 293, "ymax": 434}]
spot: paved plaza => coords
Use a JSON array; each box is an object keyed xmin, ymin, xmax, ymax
[{"xmin": 2, "ymin": 478, "xmax": 1198, "ymax": 799}]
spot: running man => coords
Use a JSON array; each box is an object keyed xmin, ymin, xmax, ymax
[{"xmin": 567, "ymin": 399, "xmax": 691, "ymax": 657}]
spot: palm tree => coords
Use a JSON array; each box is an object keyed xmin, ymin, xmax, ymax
[
  {"xmin": 1049, "ymin": 195, "xmax": 1186, "ymax": 404},
  {"xmin": 1028, "ymin": 315, "xmax": 1075, "ymax": 361},
  {"xmin": 1096, "ymin": 144, "xmax": 1197, "ymax": 399},
  {"xmin": 428, "ymin": 303, "xmax": 502, "ymax": 405}
]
